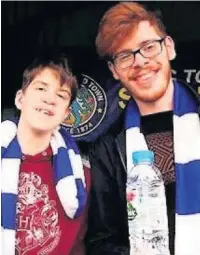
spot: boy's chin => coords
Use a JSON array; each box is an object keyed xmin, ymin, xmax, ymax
[{"xmin": 31, "ymin": 125, "xmax": 56, "ymax": 134}]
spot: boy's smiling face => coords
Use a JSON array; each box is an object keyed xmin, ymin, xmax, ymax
[{"xmin": 15, "ymin": 67, "xmax": 71, "ymax": 134}]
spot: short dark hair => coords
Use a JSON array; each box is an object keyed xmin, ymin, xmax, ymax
[{"xmin": 22, "ymin": 53, "xmax": 78, "ymax": 105}]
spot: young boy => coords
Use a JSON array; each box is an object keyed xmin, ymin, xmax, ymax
[{"xmin": 1, "ymin": 54, "xmax": 90, "ymax": 255}]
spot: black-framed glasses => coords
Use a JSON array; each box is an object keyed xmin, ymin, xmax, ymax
[{"xmin": 110, "ymin": 37, "xmax": 166, "ymax": 70}]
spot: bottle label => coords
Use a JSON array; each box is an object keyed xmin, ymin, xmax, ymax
[{"xmin": 126, "ymin": 190, "xmax": 137, "ymax": 220}]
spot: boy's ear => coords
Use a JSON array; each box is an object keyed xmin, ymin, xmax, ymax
[
  {"xmin": 64, "ymin": 108, "xmax": 70, "ymax": 119},
  {"xmin": 15, "ymin": 90, "xmax": 23, "ymax": 110}
]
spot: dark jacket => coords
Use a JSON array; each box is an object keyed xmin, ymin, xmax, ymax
[{"xmin": 85, "ymin": 80, "xmax": 200, "ymax": 255}]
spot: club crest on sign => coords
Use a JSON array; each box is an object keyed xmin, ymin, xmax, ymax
[{"xmin": 62, "ymin": 74, "xmax": 107, "ymax": 138}]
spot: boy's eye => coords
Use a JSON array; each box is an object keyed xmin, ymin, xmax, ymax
[
  {"xmin": 57, "ymin": 94, "xmax": 65, "ymax": 99},
  {"xmin": 37, "ymin": 87, "xmax": 45, "ymax": 91}
]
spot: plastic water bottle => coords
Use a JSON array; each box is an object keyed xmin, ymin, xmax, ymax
[{"xmin": 126, "ymin": 150, "xmax": 170, "ymax": 255}]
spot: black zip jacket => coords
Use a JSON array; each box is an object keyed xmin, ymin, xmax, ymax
[{"xmin": 85, "ymin": 80, "xmax": 200, "ymax": 255}]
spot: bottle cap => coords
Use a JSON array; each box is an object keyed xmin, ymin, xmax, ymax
[{"xmin": 132, "ymin": 150, "xmax": 154, "ymax": 164}]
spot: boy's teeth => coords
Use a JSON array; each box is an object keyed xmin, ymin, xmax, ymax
[
  {"xmin": 43, "ymin": 110, "xmax": 49, "ymax": 115},
  {"xmin": 37, "ymin": 108, "xmax": 50, "ymax": 115}
]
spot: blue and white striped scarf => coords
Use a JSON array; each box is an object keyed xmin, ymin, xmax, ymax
[
  {"xmin": 125, "ymin": 80, "xmax": 200, "ymax": 255},
  {"xmin": 1, "ymin": 120, "xmax": 87, "ymax": 255}
]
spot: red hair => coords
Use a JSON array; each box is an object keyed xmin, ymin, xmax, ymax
[{"xmin": 96, "ymin": 2, "xmax": 167, "ymax": 58}]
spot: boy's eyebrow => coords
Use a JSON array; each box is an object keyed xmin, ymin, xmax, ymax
[
  {"xmin": 32, "ymin": 80, "xmax": 48, "ymax": 86},
  {"xmin": 59, "ymin": 85, "xmax": 69, "ymax": 92},
  {"xmin": 33, "ymin": 80, "xmax": 71, "ymax": 95}
]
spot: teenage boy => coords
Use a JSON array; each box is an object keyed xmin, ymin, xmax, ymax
[{"xmin": 1, "ymin": 55, "xmax": 90, "ymax": 255}]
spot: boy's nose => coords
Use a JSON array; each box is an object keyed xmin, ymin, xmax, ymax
[{"xmin": 43, "ymin": 93, "xmax": 56, "ymax": 106}]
